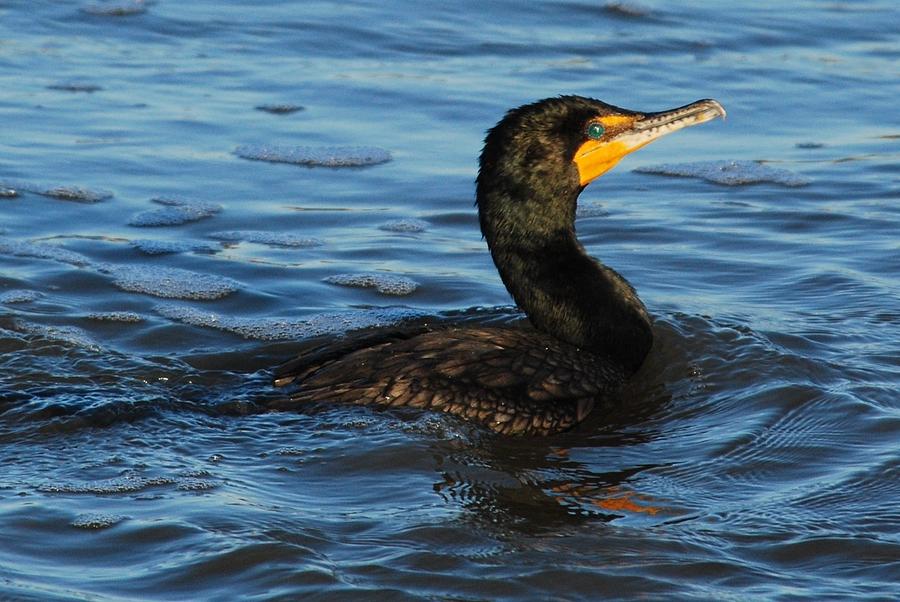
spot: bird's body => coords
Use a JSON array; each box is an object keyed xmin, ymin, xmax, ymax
[
  {"xmin": 272, "ymin": 95, "xmax": 725, "ymax": 435},
  {"xmin": 272, "ymin": 324, "xmax": 625, "ymax": 435}
]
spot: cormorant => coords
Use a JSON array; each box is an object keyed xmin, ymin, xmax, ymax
[{"xmin": 272, "ymin": 95, "xmax": 725, "ymax": 435}]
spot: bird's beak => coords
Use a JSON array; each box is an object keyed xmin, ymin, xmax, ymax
[{"xmin": 574, "ymin": 99, "xmax": 726, "ymax": 186}]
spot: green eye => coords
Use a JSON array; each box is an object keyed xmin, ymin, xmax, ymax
[{"xmin": 586, "ymin": 122, "xmax": 605, "ymax": 140}]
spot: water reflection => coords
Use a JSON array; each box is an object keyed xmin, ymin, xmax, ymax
[{"xmin": 427, "ymin": 364, "xmax": 673, "ymax": 532}]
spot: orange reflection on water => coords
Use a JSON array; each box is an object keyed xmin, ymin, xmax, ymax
[{"xmin": 552, "ymin": 482, "xmax": 663, "ymax": 516}]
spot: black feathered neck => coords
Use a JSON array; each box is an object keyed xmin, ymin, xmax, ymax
[{"xmin": 475, "ymin": 96, "xmax": 652, "ymax": 374}]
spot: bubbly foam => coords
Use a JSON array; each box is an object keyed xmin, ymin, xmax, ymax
[
  {"xmin": 97, "ymin": 264, "xmax": 240, "ymax": 300},
  {"xmin": 0, "ymin": 238, "xmax": 93, "ymax": 267},
  {"xmin": 176, "ymin": 479, "xmax": 217, "ymax": 491},
  {"xmin": 86, "ymin": 311, "xmax": 144, "ymax": 323},
  {"xmin": 235, "ymin": 144, "xmax": 392, "ymax": 167},
  {"xmin": 128, "ymin": 198, "xmax": 222, "ymax": 227},
  {"xmin": 323, "ymin": 273, "xmax": 419, "ymax": 296},
  {"xmin": 210, "ymin": 230, "xmax": 323, "ymax": 248},
  {"xmin": 38, "ymin": 476, "xmax": 174, "ymax": 495},
  {"xmin": 130, "ymin": 239, "xmax": 218, "ymax": 255},
  {"xmin": 379, "ymin": 218, "xmax": 429, "ymax": 233},
  {"xmin": 0, "ymin": 179, "xmax": 112, "ymax": 202},
  {"xmin": 635, "ymin": 160, "xmax": 810, "ymax": 187},
  {"xmin": 12, "ymin": 319, "xmax": 102, "ymax": 351},
  {"xmin": 71, "ymin": 514, "xmax": 128, "ymax": 530},
  {"xmin": 155, "ymin": 304, "xmax": 424, "ymax": 341},
  {"xmin": 0, "ymin": 238, "xmax": 241, "ymax": 301},
  {"xmin": 0, "ymin": 289, "xmax": 42, "ymax": 304},
  {"xmin": 576, "ymin": 202, "xmax": 610, "ymax": 218}
]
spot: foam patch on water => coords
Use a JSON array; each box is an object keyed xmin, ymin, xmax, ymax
[
  {"xmin": 379, "ymin": 218, "xmax": 429, "ymax": 233},
  {"xmin": 12, "ymin": 319, "xmax": 101, "ymax": 351},
  {"xmin": 210, "ymin": 230, "xmax": 323, "ymax": 248},
  {"xmin": 0, "ymin": 238, "xmax": 93, "ymax": 267},
  {"xmin": 235, "ymin": 144, "xmax": 392, "ymax": 167},
  {"xmin": 71, "ymin": 513, "xmax": 128, "ymax": 530},
  {"xmin": 97, "ymin": 264, "xmax": 240, "ymax": 300},
  {"xmin": 81, "ymin": 0, "xmax": 146, "ymax": 16},
  {"xmin": 0, "ymin": 289, "xmax": 42, "ymax": 304},
  {"xmin": 255, "ymin": 104, "xmax": 305, "ymax": 114},
  {"xmin": 635, "ymin": 160, "xmax": 810, "ymax": 187},
  {"xmin": 323, "ymin": 273, "xmax": 419, "ymax": 296},
  {"xmin": 0, "ymin": 179, "xmax": 112, "ymax": 202},
  {"xmin": 130, "ymin": 238, "xmax": 218, "ymax": 255},
  {"xmin": 576, "ymin": 202, "xmax": 610, "ymax": 218},
  {"xmin": 86, "ymin": 311, "xmax": 144, "ymax": 323},
  {"xmin": 128, "ymin": 197, "xmax": 222, "ymax": 227},
  {"xmin": 176, "ymin": 479, "xmax": 216, "ymax": 491},
  {"xmin": 155, "ymin": 304, "xmax": 424, "ymax": 341},
  {"xmin": 46, "ymin": 186, "xmax": 113, "ymax": 202},
  {"xmin": 38, "ymin": 476, "xmax": 174, "ymax": 495}
]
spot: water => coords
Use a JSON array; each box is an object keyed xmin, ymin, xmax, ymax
[{"xmin": 1, "ymin": 0, "xmax": 899, "ymax": 599}]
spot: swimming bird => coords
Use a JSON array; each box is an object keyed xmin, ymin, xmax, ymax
[{"xmin": 272, "ymin": 95, "xmax": 725, "ymax": 435}]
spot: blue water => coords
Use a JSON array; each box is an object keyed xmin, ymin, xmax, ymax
[{"xmin": 2, "ymin": 1, "xmax": 899, "ymax": 599}]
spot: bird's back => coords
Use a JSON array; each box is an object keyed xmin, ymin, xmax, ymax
[{"xmin": 271, "ymin": 325, "xmax": 627, "ymax": 435}]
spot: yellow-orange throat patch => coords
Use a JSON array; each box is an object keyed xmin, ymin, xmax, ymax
[{"xmin": 574, "ymin": 139, "xmax": 633, "ymax": 186}]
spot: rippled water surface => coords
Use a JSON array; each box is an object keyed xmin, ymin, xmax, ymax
[{"xmin": 2, "ymin": 1, "xmax": 899, "ymax": 599}]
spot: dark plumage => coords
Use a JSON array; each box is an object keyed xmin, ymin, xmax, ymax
[{"xmin": 272, "ymin": 95, "xmax": 725, "ymax": 435}]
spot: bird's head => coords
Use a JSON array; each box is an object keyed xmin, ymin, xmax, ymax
[{"xmin": 477, "ymin": 95, "xmax": 726, "ymax": 210}]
